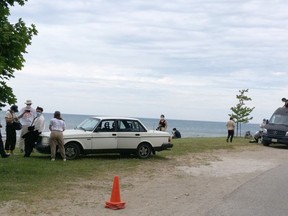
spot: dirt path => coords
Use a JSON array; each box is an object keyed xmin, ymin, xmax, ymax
[{"xmin": 1, "ymin": 144, "xmax": 288, "ymax": 216}]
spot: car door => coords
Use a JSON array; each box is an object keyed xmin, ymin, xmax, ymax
[
  {"xmin": 116, "ymin": 119, "xmax": 144, "ymax": 149},
  {"xmin": 91, "ymin": 120, "xmax": 118, "ymax": 149}
]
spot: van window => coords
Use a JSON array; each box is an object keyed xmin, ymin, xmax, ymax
[{"xmin": 270, "ymin": 114, "xmax": 288, "ymax": 125}]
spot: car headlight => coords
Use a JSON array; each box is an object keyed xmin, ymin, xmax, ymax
[{"xmin": 286, "ymin": 131, "xmax": 288, "ymax": 136}]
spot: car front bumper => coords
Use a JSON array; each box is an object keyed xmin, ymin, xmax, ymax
[{"xmin": 262, "ymin": 135, "xmax": 288, "ymax": 145}]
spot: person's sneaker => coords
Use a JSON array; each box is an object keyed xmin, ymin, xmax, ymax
[
  {"xmin": 51, "ymin": 158, "xmax": 55, "ymax": 161},
  {"xmin": 63, "ymin": 159, "xmax": 66, "ymax": 162}
]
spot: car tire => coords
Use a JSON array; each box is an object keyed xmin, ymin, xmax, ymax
[
  {"xmin": 137, "ymin": 143, "xmax": 152, "ymax": 159},
  {"xmin": 65, "ymin": 142, "xmax": 81, "ymax": 160},
  {"xmin": 262, "ymin": 140, "xmax": 270, "ymax": 146}
]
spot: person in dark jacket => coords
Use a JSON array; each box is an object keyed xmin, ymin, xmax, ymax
[
  {"xmin": 5, "ymin": 105, "xmax": 19, "ymax": 155},
  {"xmin": 172, "ymin": 128, "xmax": 181, "ymax": 139},
  {"xmin": 22, "ymin": 129, "xmax": 39, "ymax": 157}
]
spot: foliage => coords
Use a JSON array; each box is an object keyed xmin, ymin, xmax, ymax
[
  {"xmin": 0, "ymin": 0, "xmax": 37, "ymax": 109},
  {"xmin": 229, "ymin": 89, "xmax": 255, "ymax": 136}
]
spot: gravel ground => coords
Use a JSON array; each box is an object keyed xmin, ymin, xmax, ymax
[{"xmin": 1, "ymin": 144, "xmax": 288, "ymax": 216}]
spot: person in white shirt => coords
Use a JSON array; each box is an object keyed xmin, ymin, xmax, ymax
[
  {"xmin": 49, "ymin": 111, "xmax": 66, "ymax": 161},
  {"xmin": 33, "ymin": 107, "xmax": 45, "ymax": 134},
  {"xmin": 226, "ymin": 117, "xmax": 235, "ymax": 142},
  {"xmin": 18, "ymin": 100, "xmax": 36, "ymax": 153},
  {"xmin": 22, "ymin": 106, "xmax": 45, "ymax": 157}
]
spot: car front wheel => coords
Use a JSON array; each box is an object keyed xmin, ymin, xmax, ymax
[
  {"xmin": 137, "ymin": 143, "xmax": 152, "ymax": 159},
  {"xmin": 262, "ymin": 140, "xmax": 270, "ymax": 146},
  {"xmin": 65, "ymin": 142, "xmax": 81, "ymax": 160}
]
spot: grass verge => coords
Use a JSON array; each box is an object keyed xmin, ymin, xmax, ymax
[{"xmin": 0, "ymin": 136, "xmax": 252, "ymax": 202}]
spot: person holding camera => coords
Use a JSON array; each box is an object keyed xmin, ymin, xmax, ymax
[{"xmin": 18, "ymin": 100, "xmax": 36, "ymax": 153}]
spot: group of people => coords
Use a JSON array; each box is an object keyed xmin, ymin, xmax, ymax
[
  {"xmin": 0, "ymin": 100, "xmax": 66, "ymax": 161},
  {"xmin": 157, "ymin": 114, "xmax": 181, "ymax": 139}
]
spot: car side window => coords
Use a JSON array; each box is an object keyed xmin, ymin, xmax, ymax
[
  {"xmin": 118, "ymin": 120, "xmax": 146, "ymax": 132},
  {"xmin": 96, "ymin": 120, "xmax": 116, "ymax": 132}
]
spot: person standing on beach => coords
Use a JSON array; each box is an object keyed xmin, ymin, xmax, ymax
[
  {"xmin": 157, "ymin": 114, "xmax": 168, "ymax": 131},
  {"xmin": 49, "ymin": 111, "xmax": 66, "ymax": 161},
  {"xmin": 18, "ymin": 100, "xmax": 36, "ymax": 153},
  {"xmin": 226, "ymin": 117, "xmax": 235, "ymax": 142}
]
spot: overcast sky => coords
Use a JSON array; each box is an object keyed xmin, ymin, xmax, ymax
[{"xmin": 5, "ymin": 0, "xmax": 288, "ymax": 123}]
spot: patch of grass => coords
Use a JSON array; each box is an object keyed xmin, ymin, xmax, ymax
[
  {"xmin": 0, "ymin": 137, "xmax": 252, "ymax": 202},
  {"xmin": 159, "ymin": 136, "xmax": 251, "ymax": 157}
]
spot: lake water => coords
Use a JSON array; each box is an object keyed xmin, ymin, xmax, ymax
[{"xmin": 0, "ymin": 111, "xmax": 260, "ymax": 138}]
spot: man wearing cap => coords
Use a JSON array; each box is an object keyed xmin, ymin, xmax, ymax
[{"xmin": 18, "ymin": 100, "xmax": 36, "ymax": 153}]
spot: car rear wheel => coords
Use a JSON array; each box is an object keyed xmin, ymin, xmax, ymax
[
  {"xmin": 137, "ymin": 143, "xmax": 152, "ymax": 159},
  {"xmin": 65, "ymin": 142, "xmax": 80, "ymax": 160}
]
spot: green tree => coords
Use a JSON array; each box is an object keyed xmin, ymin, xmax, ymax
[
  {"xmin": 0, "ymin": 0, "xmax": 37, "ymax": 110},
  {"xmin": 229, "ymin": 89, "xmax": 255, "ymax": 136}
]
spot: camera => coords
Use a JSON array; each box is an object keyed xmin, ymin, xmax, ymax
[{"xmin": 28, "ymin": 126, "xmax": 35, "ymax": 131}]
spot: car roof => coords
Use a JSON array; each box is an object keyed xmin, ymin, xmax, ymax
[
  {"xmin": 90, "ymin": 116, "xmax": 140, "ymax": 121},
  {"xmin": 273, "ymin": 107, "xmax": 288, "ymax": 115}
]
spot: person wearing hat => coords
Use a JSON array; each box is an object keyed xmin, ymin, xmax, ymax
[
  {"xmin": 4, "ymin": 105, "xmax": 19, "ymax": 154},
  {"xmin": 17, "ymin": 100, "xmax": 36, "ymax": 153}
]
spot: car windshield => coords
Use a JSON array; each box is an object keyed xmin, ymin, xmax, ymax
[
  {"xmin": 270, "ymin": 114, "xmax": 288, "ymax": 125},
  {"xmin": 75, "ymin": 118, "xmax": 100, "ymax": 131}
]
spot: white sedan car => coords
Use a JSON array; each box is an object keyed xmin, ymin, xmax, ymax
[{"xmin": 35, "ymin": 117, "xmax": 173, "ymax": 159}]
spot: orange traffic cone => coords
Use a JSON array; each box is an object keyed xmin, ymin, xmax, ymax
[{"xmin": 105, "ymin": 176, "xmax": 126, "ymax": 210}]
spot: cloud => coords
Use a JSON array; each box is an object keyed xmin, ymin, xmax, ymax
[{"xmin": 4, "ymin": 0, "xmax": 288, "ymax": 123}]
